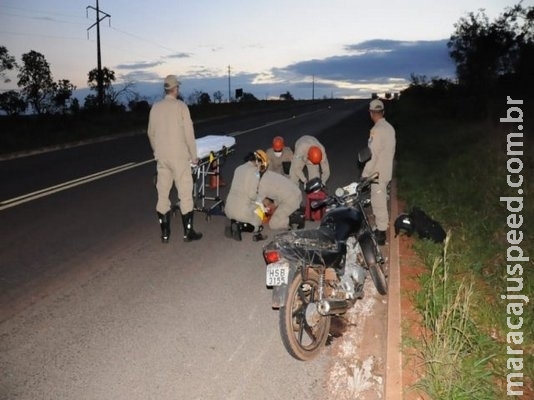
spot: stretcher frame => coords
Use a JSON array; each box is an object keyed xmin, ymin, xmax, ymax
[{"xmin": 191, "ymin": 143, "xmax": 235, "ymax": 218}]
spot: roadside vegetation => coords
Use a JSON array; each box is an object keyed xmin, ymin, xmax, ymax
[
  {"xmin": 392, "ymin": 92, "xmax": 533, "ymax": 398},
  {"xmin": 390, "ymin": 3, "xmax": 533, "ymax": 397}
]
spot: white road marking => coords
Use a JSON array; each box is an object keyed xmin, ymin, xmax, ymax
[{"xmin": 0, "ymin": 160, "xmax": 154, "ymax": 210}]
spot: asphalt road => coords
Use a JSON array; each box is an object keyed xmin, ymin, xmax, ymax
[{"xmin": 0, "ymin": 100, "xmax": 382, "ymax": 400}]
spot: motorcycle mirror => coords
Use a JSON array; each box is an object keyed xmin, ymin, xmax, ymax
[{"xmin": 358, "ymin": 146, "xmax": 372, "ymax": 163}]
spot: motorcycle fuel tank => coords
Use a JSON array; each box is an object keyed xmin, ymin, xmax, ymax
[{"xmin": 320, "ymin": 207, "xmax": 363, "ymax": 242}]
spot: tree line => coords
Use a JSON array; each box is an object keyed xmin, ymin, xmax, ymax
[
  {"xmin": 402, "ymin": 2, "xmax": 533, "ymax": 116},
  {"xmin": 0, "ymin": 47, "xmax": 289, "ymax": 117},
  {"xmin": 0, "ymin": 47, "xmax": 141, "ymax": 116}
]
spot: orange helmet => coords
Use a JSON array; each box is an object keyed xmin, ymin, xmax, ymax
[
  {"xmin": 272, "ymin": 136, "xmax": 284, "ymax": 152},
  {"xmin": 307, "ymin": 146, "xmax": 322, "ymax": 165}
]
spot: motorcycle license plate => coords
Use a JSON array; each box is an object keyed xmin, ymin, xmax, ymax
[{"xmin": 266, "ymin": 262, "xmax": 289, "ymax": 286}]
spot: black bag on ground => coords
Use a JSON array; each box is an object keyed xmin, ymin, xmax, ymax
[{"xmin": 409, "ymin": 207, "xmax": 446, "ymax": 243}]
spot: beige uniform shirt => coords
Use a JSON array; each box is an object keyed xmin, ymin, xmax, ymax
[
  {"xmin": 225, "ymin": 161, "xmax": 262, "ymax": 226},
  {"xmin": 266, "ymin": 146, "xmax": 293, "ymax": 176},
  {"xmin": 362, "ymin": 118, "xmax": 396, "ymax": 183},
  {"xmin": 290, "ymin": 135, "xmax": 330, "ymax": 184},
  {"xmin": 147, "ymin": 94, "xmax": 198, "ymax": 163}
]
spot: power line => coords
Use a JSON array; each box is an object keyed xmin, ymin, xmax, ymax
[
  {"xmin": 109, "ymin": 26, "xmax": 180, "ymax": 54},
  {"xmin": 3, "ymin": 6, "xmax": 186, "ymax": 58}
]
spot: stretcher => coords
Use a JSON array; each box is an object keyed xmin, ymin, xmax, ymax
[{"xmin": 191, "ymin": 135, "xmax": 236, "ymax": 217}]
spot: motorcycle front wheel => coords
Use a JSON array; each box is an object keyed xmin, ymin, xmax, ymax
[
  {"xmin": 279, "ymin": 272, "xmax": 331, "ymax": 361},
  {"xmin": 367, "ymin": 244, "xmax": 388, "ymax": 295}
]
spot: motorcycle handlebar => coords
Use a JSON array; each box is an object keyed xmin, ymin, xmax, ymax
[
  {"xmin": 357, "ymin": 172, "xmax": 379, "ymax": 192},
  {"xmin": 311, "ymin": 172, "xmax": 379, "ymax": 210}
]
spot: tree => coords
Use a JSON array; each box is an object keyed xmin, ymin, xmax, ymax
[
  {"xmin": 187, "ymin": 89, "xmax": 202, "ymax": 105},
  {"xmin": 0, "ymin": 90, "xmax": 26, "ymax": 115},
  {"xmin": 52, "ymin": 79, "xmax": 76, "ymax": 114},
  {"xmin": 86, "ymin": 68, "xmax": 137, "ymax": 111},
  {"xmin": 279, "ymin": 91, "xmax": 294, "ymax": 101},
  {"xmin": 198, "ymin": 92, "xmax": 211, "ymax": 105},
  {"xmin": 87, "ymin": 67, "xmax": 116, "ymax": 110},
  {"xmin": 448, "ymin": 3, "xmax": 534, "ymax": 93},
  {"xmin": 0, "ymin": 46, "xmax": 17, "ymax": 83},
  {"xmin": 213, "ymin": 90, "xmax": 224, "ymax": 103},
  {"xmin": 128, "ymin": 99, "xmax": 150, "ymax": 113},
  {"xmin": 17, "ymin": 50, "xmax": 55, "ymax": 114},
  {"xmin": 87, "ymin": 67, "xmax": 115, "ymax": 92},
  {"xmin": 239, "ymin": 92, "xmax": 259, "ymax": 102}
]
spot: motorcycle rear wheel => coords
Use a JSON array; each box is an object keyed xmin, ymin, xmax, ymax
[{"xmin": 279, "ymin": 272, "xmax": 331, "ymax": 361}]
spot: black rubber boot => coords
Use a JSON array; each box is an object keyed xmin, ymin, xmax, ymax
[
  {"xmin": 182, "ymin": 212, "xmax": 202, "ymax": 242},
  {"xmin": 230, "ymin": 220, "xmax": 242, "ymax": 241},
  {"xmin": 157, "ymin": 211, "xmax": 171, "ymax": 243},
  {"xmin": 289, "ymin": 210, "xmax": 305, "ymax": 229},
  {"xmin": 252, "ymin": 225, "xmax": 267, "ymax": 242},
  {"xmin": 252, "ymin": 232, "xmax": 268, "ymax": 242}
]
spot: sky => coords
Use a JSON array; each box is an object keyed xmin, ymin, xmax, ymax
[{"xmin": 0, "ymin": 0, "xmax": 528, "ymax": 104}]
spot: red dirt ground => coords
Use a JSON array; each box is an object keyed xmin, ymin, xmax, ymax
[{"xmin": 398, "ymin": 233, "xmax": 430, "ymax": 400}]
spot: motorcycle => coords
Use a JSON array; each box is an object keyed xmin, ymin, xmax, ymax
[{"xmin": 261, "ymin": 171, "xmax": 388, "ymax": 361}]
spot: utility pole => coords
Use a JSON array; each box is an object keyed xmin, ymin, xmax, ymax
[
  {"xmin": 86, "ymin": 0, "xmax": 110, "ymax": 110},
  {"xmin": 312, "ymin": 75, "xmax": 315, "ymax": 101},
  {"xmin": 227, "ymin": 65, "xmax": 231, "ymax": 103}
]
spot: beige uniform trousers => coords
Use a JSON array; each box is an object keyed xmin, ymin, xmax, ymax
[
  {"xmin": 156, "ymin": 158, "xmax": 194, "ymax": 215},
  {"xmin": 258, "ymin": 171, "xmax": 302, "ymax": 230},
  {"xmin": 370, "ymin": 181, "xmax": 389, "ymax": 231}
]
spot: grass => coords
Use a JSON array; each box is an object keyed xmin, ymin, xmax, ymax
[
  {"xmin": 391, "ymin": 95, "xmax": 533, "ymax": 399},
  {"xmin": 414, "ymin": 237, "xmax": 498, "ymax": 399}
]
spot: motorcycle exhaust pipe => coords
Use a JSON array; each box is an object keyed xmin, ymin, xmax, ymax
[{"xmin": 317, "ymin": 299, "xmax": 349, "ymax": 316}]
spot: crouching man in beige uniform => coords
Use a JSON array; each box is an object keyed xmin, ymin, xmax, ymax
[
  {"xmin": 289, "ymin": 135, "xmax": 330, "ymax": 186},
  {"xmin": 265, "ymin": 136, "xmax": 293, "ymax": 177},
  {"xmin": 224, "ymin": 150, "xmax": 268, "ymax": 241},
  {"xmin": 258, "ymin": 169, "xmax": 302, "ymax": 230},
  {"xmin": 147, "ymin": 75, "xmax": 202, "ymax": 243},
  {"xmin": 361, "ymin": 99, "xmax": 396, "ymax": 245}
]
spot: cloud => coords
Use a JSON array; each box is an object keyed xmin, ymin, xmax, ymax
[
  {"xmin": 77, "ymin": 38, "xmax": 457, "ymax": 102},
  {"xmin": 115, "ymin": 61, "xmax": 163, "ymax": 70},
  {"xmin": 165, "ymin": 52, "xmax": 193, "ymax": 59},
  {"xmin": 281, "ymin": 39, "xmax": 455, "ymax": 83}
]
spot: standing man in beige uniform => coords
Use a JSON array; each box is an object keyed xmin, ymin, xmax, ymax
[
  {"xmin": 361, "ymin": 99, "xmax": 396, "ymax": 245},
  {"xmin": 265, "ymin": 136, "xmax": 293, "ymax": 177},
  {"xmin": 147, "ymin": 75, "xmax": 202, "ymax": 243},
  {"xmin": 289, "ymin": 135, "xmax": 330, "ymax": 186}
]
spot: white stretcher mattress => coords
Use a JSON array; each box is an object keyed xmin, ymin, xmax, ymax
[{"xmin": 196, "ymin": 135, "xmax": 236, "ymax": 160}]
